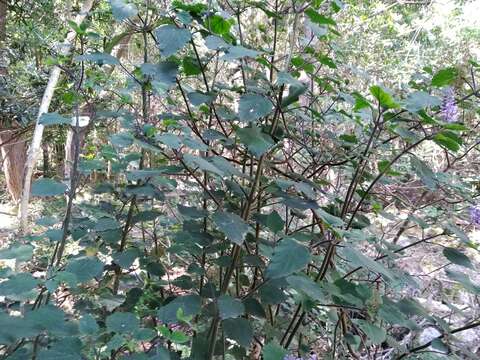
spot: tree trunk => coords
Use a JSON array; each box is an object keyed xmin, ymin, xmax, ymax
[
  {"xmin": 18, "ymin": 0, "xmax": 95, "ymax": 233},
  {"xmin": 0, "ymin": 130, "xmax": 27, "ymax": 202},
  {"xmin": 64, "ymin": 118, "xmax": 89, "ymax": 181}
]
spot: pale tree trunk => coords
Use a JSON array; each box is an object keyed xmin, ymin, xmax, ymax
[
  {"xmin": 0, "ymin": 131, "xmax": 27, "ymax": 202},
  {"xmin": 18, "ymin": 0, "xmax": 94, "ymax": 233}
]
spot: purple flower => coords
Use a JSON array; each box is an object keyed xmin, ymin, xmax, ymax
[
  {"xmin": 440, "ymin": 87, "xmax": 458, "ymax": 123},
  {"xmin": 470, "ymin": 205, "xmax": 480, "ymax": 225}
]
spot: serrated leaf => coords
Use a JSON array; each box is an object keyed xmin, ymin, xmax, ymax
[
  {"xmin": 212, "ymin": 211, "xmax": 250, "ymax": 245},
  {"xmin": 0, "ymin": 244, "xmax": 34, "ymax": 262},
  {"xmin": 217, "ymin": 295, "xmax": 245, "ymax": 319},
  {"xmin": 31, "ymin": 178, "xmax": 67, "ymax": 197},
  {"xmin": 0, "ymin": 273, "xmax": 38, "ymax": 296},
  {"xmin": 222, "ymin": 318, "xmax": 253, "ymax": 348},
  {"xmin": 155, "ymin": 25, "xmax": 191, "ymax": 57},
  {"xmin": 106, "ymin": 312, "xmax": 139, "ymax": 334},
  {"xmin": 410, "ymin": 156, "xmax": 437, "ymax": 190},
  {"xmin": 39, "ymin": 112, "xmax": 71, "ymax": 126},
  {"xmin": 75, "ymin": 52, "xmax": 119, "ymax": 65},
  {"xmin": 262, "ymin": 341, "xmax": 287, "ymax": 360},
  {"xmin": 238, "ymin": 94, "xmax": 273, "ymax": 122},
  {"xmin": 64, "ymin": 257, "xmax": 103, "ymax": 283},
  {"xmin": 341, "ymin": 247, "xmax": 394, "ymax": 281},
  {"xmin": 110, "ymin": 0, "xmax": 138, "ymax": 21},
  {"xmin": 442, "ymin": 247, "xmax": 473, "ymax": 268},
  {"xmin": 353, "ymin": 319, "xmax": 386, "ymax": 345},
  {"xmin": 431, "ymin": 67, "xmax": 458, "ymax": 87},
  {"xmin": 157, "ymin": 295, "xmax": 202, "ymax": 324},
  {"xmin": 236, "ymin": 126, "xmax": 274, "ymax": 157},
  {"xmin": 370, "ymin": 85, "xmax": 399, "ymax": 109},
  {"xmin": 266, "ymin": 238, "xmax": 311, "ymax": 279}
]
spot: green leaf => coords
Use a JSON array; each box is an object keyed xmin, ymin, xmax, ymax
[
  {"xmin": 256, "ymin": 210, "xmax": 284, "ymax": 233},
  {"xmin": 431, "ymin": 67, "xmax": 458, "ymax": 87},
  {"xmin": 187, "ymin": 91, "xmax": 216, "ymax": 106},
  {"xmin": 445, "ymin": 270, "xmax": 480, "ymax": 294},
  {"xmin": 140, "ymin": 62, "xmax": 178, "ymax": 94},
  {"xmin": 183, "ymin": 154, "xmax": 224, "ymax": 176},
  {"xmin": 155, "ymin": 25, "xmax": 191, "ymax": 57},
  {"xmin": 238, "ymin": 94, "xmax": 273, "ymax": 122},
  {"xmin": 106, "ymin": 312, "xmax": 139, "ymax": 334},
  {"xmin": 113, "ymin": 248, "xmax": 141, "ymax": 269},
  {"xmin": 262, "ymin": 341, "xmax": 287, "ymax": 360},
  {"xmin": 236, "ymin": 126, "xmax": 274, "ymax": 157},
  {"xmin": 370, "ymin": 85, "xmax": 399, "ymax": 109},
  {"xmin": 315, "ymin": 208, "xmax": 344, "ymax": 228},
  {"xmin": 222, "ymin": 318, "xmax": 253, "ymax": 348},
  {"xmin": 352, "ymin": 319, "xmax": 386, "ymax": 345},
  {"xmin": 410, "ymin": 156, "xmax": 437, "ymax": 190},
  {"xmin": 75, "ymin": 52, "xmax": 119, "ymax": 65},
  {"xmin": 31, "ymin": 178, "xmax": 67, "ymax": 197},
  {"xmin": 212, "ymin": 211, "xmax": 250, "ymax": 245},
  {"xmin": 94, "ymin": 217, "xmax": 121, "ymax": 231},
  {"xmin": 404, "ymin": 91, "xmax": 441, "ymax": 112},
  {"xmin": 433, "ymin": 132, "xmax": 460, "ymax": 152},
  {"xmin": 0, "ymin": 244, "xmax": 34, "ymax": 262},
  {"xmin": 157, "ymin": 295, "xmax": 202, "ymax": 323},
  {"xmin": 110, "ymin": 0, "xmax": 138, "ymax": 21},
  {"xmin": 305, "ymin": 8, "xmax": 336, "ymax": 26},
  {"xmin": 178, "ymin": 204, "xmax": 208, "ymax": 219},
  {"xmin": 286, "ymin": 274, "xmax": 325, "ymax": 300},
  {"xmin": 443, "ymin": 247, "xmax": 473, "ymax": 268},
  {"xmin": 221, "ymin": 46, "xmax": 260, "ymax": 61},
  {"xmin": 207, "ymin": 14, "xmax": 233, "ymax": 35},
  {"xmin": 64, "ymin": 257, "xmax": 103, "ymax": 283},
  {"xmin": 204, "ymin": 35, "xmax": 229, "ymax": 50},
  {"xmin": 39, "ymin": 112, "xmax": 71, "ymax": 126},
  {"xmin": 341, "ymin": 247, "xmax": 394, "ymax": 281},
  {"xmin": 266, "ymin": 238, "xmax": 311, "ymax": 279},
  {"xmin": 79, "ymin": 314, "xmax": 99, "ymax": 334},
  {"xmin": 0, "ymin": 273, "xmax": 38, "ymax": 296},
  {"xmin": 217, "ymin": 295, "xmax": 245, "ymax": 319}
]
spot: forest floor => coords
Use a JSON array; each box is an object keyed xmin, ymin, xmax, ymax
[{"xmin": 0, "ymin": 202, "xmax": 17, "ymax": 244}]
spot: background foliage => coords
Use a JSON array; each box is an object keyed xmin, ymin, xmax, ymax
[{"xmin": 0, "ymin": 0, "xmax": 480, "ymax": 359}]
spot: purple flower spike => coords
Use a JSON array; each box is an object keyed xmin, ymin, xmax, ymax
[
  {"xmin": 470, "ymin": 205, "xmax": 480, "ymax": 225},
  {"xmin": 440, "ymin": 87, "xmax": 459, "ymax": 123}
]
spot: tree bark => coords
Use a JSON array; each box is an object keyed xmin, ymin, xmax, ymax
[
  {"xmin": 18, "ymin": 0, "xmax": 94, "ymax": 233},
  {"xmin": 0, "ymin": 130, "xmax": 27, "ymax": 202},
  {"xmin": 0, "ymin": 0, "xmax": 7, "ymax": 76}
]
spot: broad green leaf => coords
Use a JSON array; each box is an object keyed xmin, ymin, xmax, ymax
[
  {"xmin": 0, "ymin": 244, "xmax": 34, "ymax": 262},
  {"xmin": 256, "ymin": 211, "xmax": 284, "ymax": 233},
  {"xmin": 79, "ymin": 314, "xmax": 99, "ymax": 334},
  {"xmin": 75, "ymin": 52, "xmax": 119, "ymax": 65},
  {"xmin": 262, "ymin": 341, "xmax": 287, "ymax": 360},
  {"xmin": 431, "ymin": 67, "xmax": 458, "ymax": 87},
  {"xmin": 236, "ymin": 126, "xmax": 274, "ymax": 157},
  {"xmin": 217, "ymin": 295, "xmax": 245, "ymax": 319},
  {"xmin": 404, "ymin": 91, "xmax": 441, "ymax": 112},
  {"xmin": 31, "ymin": 178, "xmax": 67, "ymax": 197},
  {"xmin": 370, "ymin": 85, "xmax": 399, "ymax": 109},
  {"xmin": 178, "ymin": 204, "xmax": 208, "ymax": 219},
  {"xmin": 155, "ymin": 25, "xmax": 191, "ymax": 57},
  {"xmin": 110, "ymin": 0, "xmax": 138, "ymax": 21},
  {"xmin": 94, "ymin": 217, "xmax": 121, "ymax": 231},
  {"xmin": 113, "ymin": 248, "xmax": 141, "ymax": 269},
  {"xmin": 222, "ymin": 318, "xmax": 253, "ymax": 348},
  {"xmin": 204, "ymin": 35, "xmax": 229, "ymax": 50},
  {"xmin": 353, "ymin": 320, "xmax": 386, "ymax": 345},
  {"xmin": 39, "ymin": 112, "xmax": 71, "ymax": 126},
  {"xmin": 157, "ymin": 295, "xmax": 202, "ymax": 323},
  {"xmin": 286, "ymin": 274, "xmax": 325, "ymax": 300},
  {"xmin": 442, "ymin": 247, "xmax": 473, "ymax": 268},
  {"xmin": 157, "ymin": 133, "xmax": 183, "ymax": 149},
  {"xmin": 238, "ymin": 94, "xmax": 273, "ymax": 122},
  {"xmin": 106, "ymin": 312, "xmax": 139, "ymax": 334},
  {"xmin": 64, "ymin": 257, "xmax": 103, "ymax": 283},
  {"xmin": 0, "ymin": 273, "xmax": 38, "ymax": 296},
  {"xmin": 207, "ymin": 14, "xmax": 233, "ymax": 35},
  {"xmin": 212, "ymin": 211, "xmax": 250, "ymax": 245},
  {"xmin": 266, "ymin": 238, "xmax": 311, "ymax": 279},
  {"xmin": 433, "ymin": 132, "xmax": 461, "ymax": 152},
  {"xmin": 140, "ymin": 62, "xmax": 178, "ymax": 94},
  {"xmin": 445, "ymin": 270, "xmax": 480, "ymax": 294},
  {"xmin": 315, "ymin": 208, "xmax": 344, "ymax": 228},
  {"xmin": 221, "ymin": 46, "xmax": 260, "ymax": 61},
  {"xmin": 341, "ymin": 247, "xmax": 394, "ymax": 281},
  {"xmin": 187, "ymin": 91, "xmax": 216, "ymax": 106},
  {"xmin": 305, "ymin": 8, "xmax": 336, "ymax": 26},
  {"xmin": 183, "ymin": 154, "xmax": 224, "ymax": 176}
]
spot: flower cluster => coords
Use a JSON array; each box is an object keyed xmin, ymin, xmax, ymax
[
  {"xmin": 284, "ymin": 354, "xmax": 318, "ymax": 360},
  {"xmin": 470, "ymin": 205, "xmax": 480, "ymax": 225},
  {"xmin": 440, "ymin": 87, "xmax": 459, "ymax": 123}
]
